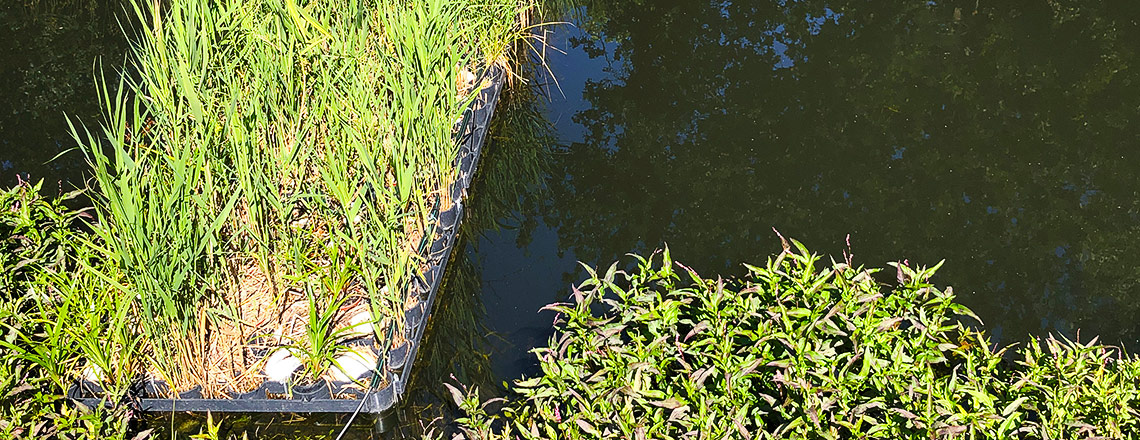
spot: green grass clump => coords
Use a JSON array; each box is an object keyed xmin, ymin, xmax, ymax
[
  {"xmin": 63, "ymin": 0, "xmax": 537, "ymax": 394},
  {"xmin": 449, "ymin": 243, "xmax": 1140, "ymax": 439}
]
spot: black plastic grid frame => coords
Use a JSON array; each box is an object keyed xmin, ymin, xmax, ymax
[{"xmin": 67, "ymin": 67, "xmax": 506, "ymax": 415}]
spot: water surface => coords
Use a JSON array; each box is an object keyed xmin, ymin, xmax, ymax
[
  {"xmin": 0, "ymin": 0, "xmax": 128, "ymax": 190},
  {"xmin": 412, "ymin": 0, "xmax": 1140, "ymax": 414}
]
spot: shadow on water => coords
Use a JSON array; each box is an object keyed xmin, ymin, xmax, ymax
[
  {"xmin": 393, "ymin": 60, "xmax": 558, "ymax": 438},
  {"xmin": 0, "ymin": 0, "xmax": 131, "ymax": 191}
]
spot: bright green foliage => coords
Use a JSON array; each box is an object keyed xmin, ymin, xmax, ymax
[
  {"xmin": 1014, "ymin": 337, "xmax": 1140, "ymax": 438},
  {"xmin": 0, "ymin": 182, "xmax": 133, "ymax": 440},
  {"xmin": 452, "ymin": 244, "xmax": 1140, "ymax": 439},
  {"xmin": 66, "ymin": 0, "xmax": 533, "ymax": 391},
  {"xmin": 0, "ymin": 181, "xmax": 85, "ymax": 298},
  {"xmin": 1, "ymin": 0, "xmax": 537, "ymax": 435}
]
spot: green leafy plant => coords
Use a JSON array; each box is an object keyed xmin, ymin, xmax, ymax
[
  {"xmin": 450, "ymin": 243, "xmax": 1140, "ymax": 439},
  {"xmin": 190, "ymin": 412, "xmax": 223, "ymax": 440},
  {"xmin": 0, "ymin": 181, "xmax": 138, "ymax": 439},
  {"xmin": 0, "ymin": 180, "xmax": 86, "ymax": 298},
  {"xmin": 292, "ymin": 287, "xmax": 351, "ymax": 382}
]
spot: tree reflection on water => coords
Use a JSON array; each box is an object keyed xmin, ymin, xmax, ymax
[
  {"xmin": 0, "ymin": 0, "xmax": 130, "ymax": 190},
  {"xmin": 542, "ymin": 0, "xmax": 1140, "ymax": 347}
]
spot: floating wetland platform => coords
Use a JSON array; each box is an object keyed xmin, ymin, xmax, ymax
[{"xmin": 67, "ymin": 68, "xmax": 505, "ymax": 429}]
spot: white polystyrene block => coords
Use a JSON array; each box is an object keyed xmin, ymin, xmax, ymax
[
  {"xmin": 82, "ymin": 364, "xmax": 105, "ymax": 383},
  {"xmin": 329, "ymin": 349, "xmax": 376, "ymax": 383},
  {"xmin": 344, "ymin": 311, "xmax": 373, "ymax": 339},
  {"xmin": 263, "ymin": 348, "xmax": 302, "ymax": 383}
]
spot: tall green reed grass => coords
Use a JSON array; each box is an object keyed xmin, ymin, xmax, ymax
[{"xmin": 68, "ymin": 0, "xmax": 541, "ymax": 392}]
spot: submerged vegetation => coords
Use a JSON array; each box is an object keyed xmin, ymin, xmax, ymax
[
  {"xmin": 404, "ymin": 52, "xmax": 557, "ymax": 434},
  {"xmin": 450, "ymin": 243, "xmax": 1140, "ymax": 439}
]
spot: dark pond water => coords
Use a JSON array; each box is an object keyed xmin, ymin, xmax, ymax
[
  {"xmin": 7, "ymin": 0, "xmax": 1140, "ymax": 436},
  {"xmin": 0, "ymin": 0, "xmax": 128, "ymax": 191},
  {"xmin": 407, "ymin": 0, "xmax": 1140, "ymax": 424}
]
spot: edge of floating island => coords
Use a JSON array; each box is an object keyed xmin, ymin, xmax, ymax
[{"xmin": 66, "ymin": 67, "xmax": 505, "ymax": 417}]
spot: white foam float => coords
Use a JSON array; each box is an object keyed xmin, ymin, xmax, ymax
[
  {"xmin": 344, "ymin": 311, "xmax": 374, "ymax": 339},
  {"xmin": 343, "ymin": 286, "xmax": 388, "ymax": 339},
  {"xmin": 329, "ymin": 349, "xmax": 378, "ymax": 383},
  {"xmin": 263, "ymin": 348, "xmax": 302, "ymax": 383},
  {"xmin": 81, "ymin": 364, "xmax": 105, "ymax": 383}
]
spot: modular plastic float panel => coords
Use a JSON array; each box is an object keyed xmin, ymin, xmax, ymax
[{"xmin": 67, "ymin": 67, "xmax": 505, "ymax": 415}]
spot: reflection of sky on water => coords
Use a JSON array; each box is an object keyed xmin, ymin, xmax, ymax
[
  {"xmin": 543, "ymin": 23, "xmax": 615, "ymax": 147},
  {"xmin": 453, "ymin": 0, "xmax": 1140, "ymax": 388}
]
